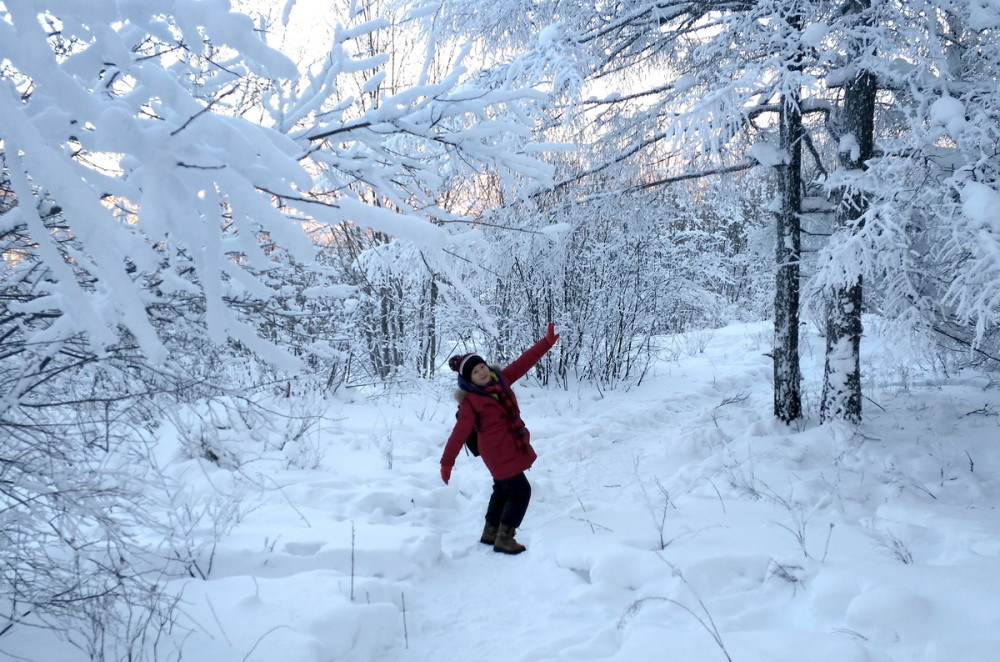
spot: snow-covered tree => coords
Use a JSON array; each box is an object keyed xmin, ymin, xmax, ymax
[
  {"xmin": 418, "ymin": 0, "xmax": 825, "ymax": 413},
  {"xmin": 466, "ymin": 183, "xmax": 747, "ymax": 388},
  {"xmin": 0, "ymin": 0, "xmax": 553, "ymax": 652},
  {"xmin": 845, "ymin": 0, "xmax": 1000, "ymax": 366},
  {"xmin": 808, "ymin": 0, "xmax": 1000, "ymax": 418},
  {"xmin": 816, "ymin": 0, "xmax": 876, "ymax": 423},
  {"xmin": 422, "ymin": 0, "xmax": 1000, "ymax": 423}
]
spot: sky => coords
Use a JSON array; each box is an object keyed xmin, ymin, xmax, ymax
[
  {"xmin": 5, "ymin": 319, "xmax": 998, "ymax": 661},
  {"xmin": 236, "ymin": 0, "xmax": 346, "ymax": 63}
]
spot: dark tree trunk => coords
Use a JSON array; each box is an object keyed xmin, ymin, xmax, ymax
[
  {"xmin": 419, "ymin": 279, "xmax": 438, "ymax": 378},
  {"xmin": 773, "ymin": 8, "xmax": 804, "ymax": 423},
  {"xmin": 773, "ymin": 96, "xmax": 804, "ymax": 423},
  {"xmin": 773, "ymin": 96, "xmax": 804, "ymax": 422},
  {"xmin": 821, "ymin": 0, "xmax": 877, "ymax": 424}
]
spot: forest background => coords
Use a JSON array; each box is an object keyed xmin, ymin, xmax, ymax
[{"xmin": 2, "ymin": 0, "xmax": 1000, "ymax": 659}]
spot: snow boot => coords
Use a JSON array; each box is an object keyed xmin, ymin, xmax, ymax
[
  {"xmin": 480, "ymin": 523, "xmax": 499, "ymax": 545},
  {"xmin": 493, "ymin": 524, "xmax": 526, "ymax": 555}
]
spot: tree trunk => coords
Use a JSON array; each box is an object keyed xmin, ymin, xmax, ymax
[
  {"xmin": 419, "ymin": 279, "xmax": 438, "ymax": 377},
  {"xmin": 821, "ymin": 277, "xmax": 864, "ymax": 422},
  {"xmin": 773, "ymin": 8, "xmax": 804, "ymax": 423},
  {"xmin": 773, "ymin": 95, "xmax": 804, "ymax": 423},
  {"xmin": 821, "ymin": 0, "xmax": 877, "ymax": 424}
]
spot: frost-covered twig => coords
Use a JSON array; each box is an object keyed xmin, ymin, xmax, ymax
[
  {"xmin": 765, "ymin": 558, "xmax": 804, "ymax": 595},
  {"xmin": 868, "ymin": 521, "xmax": 914, "ymax": 564},
  {"xmin": 241, "ymin": 626, "xmax": 293, "ymax": 662},
  {"xmin": 620, "ymin": 563, "xmax": 733, "ymax": 662},
  {"xmin": 572, "ymin": 486, "xmax": 597, "ymax": 534},
  {"xmin": 708, "ymin": 478, "xmax": 727, "ymax": 514},
  {"xmin": 570, "ymin": 485, "xmax": 611, "ymax": 533},
  {"xmin": 822, "ymin": 522, "xmax": 835, "ymax": 563},
  {"xmin": 351, "ymin": 521, "xmax": 357, "ymax": 602},
  {"xmin": 634, "ymin": 459, "xmax": 676, "ymax": 549},
  {"xmin": 401, "ymin": 592, "xmax": 410, "ymax": 649},
  {"xmin": 714, "ymin": 391, "xmax": 749, "ymax": 408}
]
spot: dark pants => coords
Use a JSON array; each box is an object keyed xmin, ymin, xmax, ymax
[{"xmin": 485, "ymin": 472, "xmax": 531, "ymax": 528}]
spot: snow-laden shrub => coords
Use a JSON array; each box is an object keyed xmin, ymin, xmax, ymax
[{"xmin": 167, "ymin": 395, "xmax": 323, "ymax": 471}]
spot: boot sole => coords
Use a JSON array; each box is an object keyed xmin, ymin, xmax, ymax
[{"xmin": 493, "ymin": 546, "xmax": 526, "ymax": 555}]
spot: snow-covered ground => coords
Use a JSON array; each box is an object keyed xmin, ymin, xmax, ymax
[{"xmin": 9, "ymin": 321, "xmax": 1000, "ymax": 661}]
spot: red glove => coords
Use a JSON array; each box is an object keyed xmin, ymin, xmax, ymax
[
  {"xmin": 440, "ymin": 464, "xmax": 452, "ymax": 484},
  {"xmin": 545, "ymin": 322, "xmax": 560, "ymax": 345}
]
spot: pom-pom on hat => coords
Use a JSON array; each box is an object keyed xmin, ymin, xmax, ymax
[{"xmin": 449, "ymin": 353, "xmax": 486, "ymax": 382}]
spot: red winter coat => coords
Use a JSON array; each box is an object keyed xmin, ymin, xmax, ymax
[{"xmin": 441, "ymin": 335, "xmax": 555, "ymax": 480}]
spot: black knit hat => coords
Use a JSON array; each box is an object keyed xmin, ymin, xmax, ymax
[{"xmin": 449, "ymin": 353, "xmax": 486, "ymax": 382}]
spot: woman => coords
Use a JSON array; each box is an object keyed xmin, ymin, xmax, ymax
[{"xmin": 440, "ymin": 323, "xmax": 559, "ymax": 554}]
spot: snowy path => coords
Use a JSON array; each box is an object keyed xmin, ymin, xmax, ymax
[
  {"xmin": 382, "ymin": 370, "xmax": 740, "ymax": 661},
  {"xmin": 363, "ymin": 326, "xmax": 1000, "ymax": 662},
  {"xmin": 384, "ymin": 446, "xmax": 628, "ymax": 659},
  {"xmin": 392, "ymin": 537, "xmax": 613, "ymax": 661}
]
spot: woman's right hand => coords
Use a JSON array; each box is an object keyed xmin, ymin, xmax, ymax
[{"xmin": 546, "ymin": 322, "xmax": 560, "ymax": 345}]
